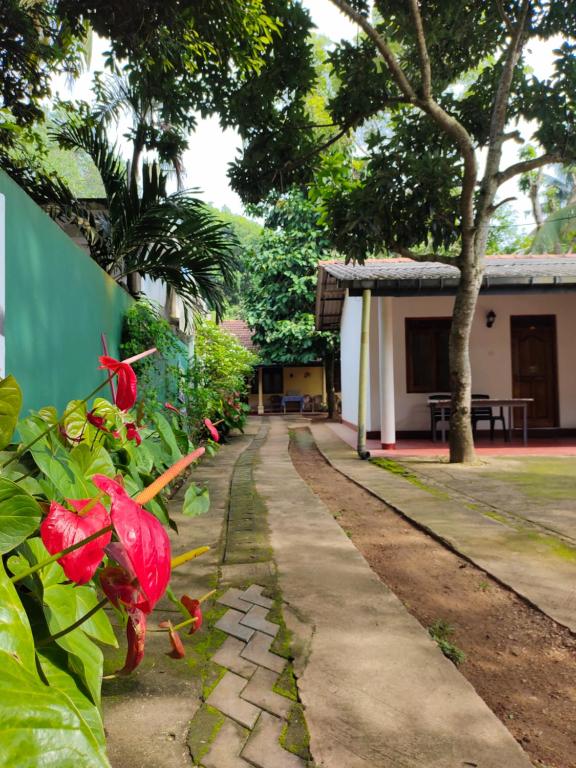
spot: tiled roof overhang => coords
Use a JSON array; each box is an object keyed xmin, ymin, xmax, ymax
[{"xmin": 315, "ymin": 256, "xmax": 576, "ymax": 330}]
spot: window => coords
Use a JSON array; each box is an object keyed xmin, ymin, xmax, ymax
[
  {"xmin": 251, "ymin": 366, "xmax": 284, "ymax": 394},
  {"xmin": 405, "ymin": 318, "xmax": 451, "ymax": 393}
]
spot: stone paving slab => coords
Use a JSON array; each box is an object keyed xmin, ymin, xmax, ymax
[
  {"xmin": 201, "ymin": 718, "xmax": 251, "ymax": 768},
  {"xmin": 218, "ymin": 588, "xmax": 252, "ymax": 613},
  {"xmin": 241, "ymin": 631, "xmax": 287, "ymax": 674},
  {"xmin": 216, "ymin": 608, "xmax": 256, "ymax": 642},
  {"xmin": 241, "ymin": 712, "xmax": 306, "ymax": 768},
  {"xmin": 240, "ymin": 584, "xmax": 274, "ymax": 609},
  {"xmin": 206, "ymin": 671, "xmax": 261, "ymax": 729},
  {"xmin": 239, "ymin": 667, "xmax": 291, "ymax": 719},
  {"xmin": 212, "ymin": 636, "xmax": 258, "ymax": 679},
  {"xmin": 240, "ymin": 604, "xmax": 280, "ymax": 637},
  {"xmin": 256, "ymin": 417, "xmax": 532, "ymax": 768},
  {"xmin": 313, "ymin": 421, "xmax": 576, "ymax": 632}
]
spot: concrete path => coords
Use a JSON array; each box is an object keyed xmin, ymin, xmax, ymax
[
  {"xmin": 312, "ymin": 422, "xmax": 576, "ymax": 633},
  {"xmin": 257, "ymin": 417, "xmax": 532, "ymax": 768}
]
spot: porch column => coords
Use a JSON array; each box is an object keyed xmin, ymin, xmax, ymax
[
  {"xmin": 378, "ymin": 297, "xmax": 396, "ymax": 448},
  {"xmin": 321, "ymin": 365, "xmax": 327, "ymax": 407},
  {"xmin": 257, "ymin": 367, "xmax": 264, "ymax": 415},
  {"xmin": 357, "ymin": 288, "xmax": 371, "ymax": 458}
]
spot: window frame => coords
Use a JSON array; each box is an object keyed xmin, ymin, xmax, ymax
[{"xmin": 405, "ymin": 317, "xmax": 452, "ymax": 393}]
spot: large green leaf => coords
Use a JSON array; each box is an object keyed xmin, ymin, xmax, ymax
[
  {"xmin": 68, "ymin": 443, "xmax": 115, "ymax": 495},
  {"xmin": 42, "ymin": 584, "xmax": 104, "ymax": 705},
  {"xmin": 37, "ymin": 645, "xmax": 107, "ymax": 750},
  {"xmin": 18, "ymin": 417, "xmax": 82, "ymax": 499},
  {"xmin": 154, "ymin": 412, "xmax": 182, "ymax": 463},
  {"xmin": 0, "ymin": 560, "xmax": 35, "ymax": 671},
  {"xmin": 0, "ymin": 477, "xmax": 42, "ymax": 554},
  {"xmin": 0, "ymin": 650, "xmax": 110, "ymax": 768},
  {"xmin": 0, "ymin": 375, "xmax": 22, "ymax": 449},
  {"xmin": 73, "ymin": 587, "xmax": 117, "ymax": 647},
  {"xmin": 182, "ymin": 482, "xmax": 210, "ymax": 517}
]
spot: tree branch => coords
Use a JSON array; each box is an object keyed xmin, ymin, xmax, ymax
[
  {"xmin": 501, "ymin": 130, "xmax": 524, "ymax": 144},
  {"xmin": 328, "ymin": 0, "xmax": 417, "ymax": 101},
  {"xmin": 408, "ymin": 0, "xmax": 432, "ymax": 98},
  {"xmin": 495, "ymin": 0, "xmax": 514, "ymax": 34},
  {"xmin": 496, "ymin": 153, "xmax": 561, "ymax": 185},
  {"xmin": 391, "ymin": 244, "xmax": 459, "ymax": 266},
  {"xmin": 488, "ymin": 195, "xmax": 517, "ymax": 213}
]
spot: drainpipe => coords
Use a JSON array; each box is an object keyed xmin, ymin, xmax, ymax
[
  {"xmin": 257, "ymin": 367, "xmax": 264, "ymax": 415},
  {"xmin": 357, "ymin": 288, "xmax": 371, "ymax": 459}
]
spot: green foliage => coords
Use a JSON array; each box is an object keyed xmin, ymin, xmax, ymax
[
  {"xmin": 428, "ymin": 620, "xmax": 466, "ymax": 666},
  {"xmin": 182, "ymin": 483, "xmax": 210, "ymax": 517},
  {"xmin": 485, "ymin": 204, "xmax": 527, "ymax": 255},
  {"xmin": 529, "ymin": 204, "xmax": 576, "ymax": 253},
  {"xmin": 187, "ymin": 319, "xmax": 256, "ymax": 434},
  {"xmin": 243, "ymin": 189, "xmax": 338, "ymax": 364},
  {"xmin": 229, "ymin": 3, "xmax": 576, "ymax": 262},
  {"xmin": 121, "ymin": 300, "xmax": 186, "ymax": 420}
]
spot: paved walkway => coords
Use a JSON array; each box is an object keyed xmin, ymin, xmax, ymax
[
  {"xmin": 312, "ymin": 422, "xmax": 576, "ymax": 633},
  {"xmin": 258, "ymin": 417, "xmax": 531, "ymax": 768},
  {"xmin": 104, "ymin": 416, "xmax": 535, "ymax": 767}
]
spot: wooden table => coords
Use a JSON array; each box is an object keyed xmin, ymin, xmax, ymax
[{"xmin": 429, "ymin": 398, "xmax": 534, "ymax": 445}]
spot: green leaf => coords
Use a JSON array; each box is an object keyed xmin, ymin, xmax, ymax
[
  {"xmin": 73, "ymin": 587, "xmax": 117, "ymax": 647},
  {"xmin": 154, "ymin": 412, "xmax": 182, "ymax": 463},
  {"xmin": 0, "ymin": 650, "xmax": 110, "ymax": 767},
  {"xmin": 0, "ymin": 559, "xmax": 35, "ymax": 671},
  {"xmin": 182, "ymin": 482, "xmax": 210, "ymax": 517},
  {"xmin": 42, "ymin": 584, "xmax": 104, "ymax": 705},
  {"xmin": 68, "ymin": 443, "xmax": 115, "ymax": 496},
  {"xmin": 37, "ymin": 645, "xmax": 107, "ymax": 749},
  {"xmin": 0, "ymin": 375, "xmax": 22, "ymax": 450},
  {"xmin": 0, "ymin": 477, "xmax": 42, "ymax": 554}
]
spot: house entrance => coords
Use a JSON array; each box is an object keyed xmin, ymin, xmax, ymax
[{"xmin": 511, "ymin": 315, "xmax": 558, "ymax": 428}]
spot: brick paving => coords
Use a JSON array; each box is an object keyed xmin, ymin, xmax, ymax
[{"xmin": 199, "ymin": 584, "xmax": 304, "ymax": 768}]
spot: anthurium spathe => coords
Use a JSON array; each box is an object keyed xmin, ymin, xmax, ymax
[
  {"xmin": 40, "ymin": 499, "xmax": 112, "ymax": 584},
  {"xmin": 181, "ymin": 595, "xmax": 203, "ymax": 634},
  {"xmin": 125, "ymin": 422, "xmax": 142, "ymax": 446},
  {"xmin": 204, "ymin": 418, "xmax": 220, "ymax": 442},
  {"xmin": 98, "ymin": 356, "xmax": 137, "ymax": 412},
  {"xmin": 92, "ymin": 474, "xmax": 170, "ymax": 613}
]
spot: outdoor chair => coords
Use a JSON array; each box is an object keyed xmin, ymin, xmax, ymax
[
  {"xmin": 428, "ymin": 393, "xmax": 451, "ymax": 441},
  {"xmin": 471, "ymin": 393, "xmax": 507, "ymax": 441}
]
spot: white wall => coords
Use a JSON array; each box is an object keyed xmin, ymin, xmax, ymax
[
  {"xmin": 390, "ymin": 292, "xmax": 576, "ymax": 430},
  {"xmin": 340, "ymin": 293, "xmax": 361, "ymax": 425},
  {"xmin": 340, "ymin": 293, "xmax": 381, "ymax": 431},
  {"xmin": 340, "ymin": 291, "xmax": 576, "ymax": 431}
]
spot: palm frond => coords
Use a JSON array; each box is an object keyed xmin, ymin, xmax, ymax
[{"xmin": 50, "ymin": 120, "xmax": 126, "ymax": 203}]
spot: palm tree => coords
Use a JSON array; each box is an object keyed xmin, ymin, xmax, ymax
[{"xmin": 52, "ymin": 119, "xmax": 238, "ymax": 321}]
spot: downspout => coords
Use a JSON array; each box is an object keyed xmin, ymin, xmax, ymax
[{"xmin": 357, "ymin": 288, "xmax": 371, "ymax": 459}]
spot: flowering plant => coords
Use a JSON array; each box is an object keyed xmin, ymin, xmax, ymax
[{"xmin": 0, "ymin": 352, "xmax": 215, "ymax": 766}]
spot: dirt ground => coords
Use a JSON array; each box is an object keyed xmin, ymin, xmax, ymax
[{"xmin": 289, "ymin": 427, "xmax": 576, "ymax": 768}]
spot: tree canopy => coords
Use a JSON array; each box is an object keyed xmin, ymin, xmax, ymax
[
  {"xmin": 228, "ymin": 0, "xmax": 576, "ymax": 462},
  {"xmin": 243, "ymin": 189, "xmax": 337, "ymax": 365}
]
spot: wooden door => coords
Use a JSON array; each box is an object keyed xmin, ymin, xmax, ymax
[{"xmin": 511, "ymin": 315, "xmax": 558, "ymax": 428}]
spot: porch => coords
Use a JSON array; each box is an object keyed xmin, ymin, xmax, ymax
[{"xmin": 328, "ymin": 420, "xmax": 576, "ymax": 458}]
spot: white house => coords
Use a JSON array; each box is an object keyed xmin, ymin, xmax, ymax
[{"xmin": 315, "ymin": 255, "xmax": 576, "ymax": 448}]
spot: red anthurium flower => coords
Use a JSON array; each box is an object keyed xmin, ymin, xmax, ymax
[
  {"xmin": 204, "ymin": 418, "xmax": 219, "ymax": 442},
  {"xmin": 100, "ymin": 566, "xmax": 149, "ymax": 674},
  {"xmin": 180, "ymin": 595, "xmax": 203, "ymax": 634},
  {"xmin": 40, "ymin": 499, "xmax": 111, "ymax": 584},
  {"xmin": 159, "ymin": 620, "xmax": 186, "ymax": 659},
  {"xmin": 164, "ymin": 402, "xmax": 180, "ymax": 414},
  {"xmin": 125, "ymin": 422, "xmax": 142, "ymax": 446},
  {"xmin": 99, "ymin": 356, "xmax": 137, "ymax": 411},
  {"xmin": 92, "ymin": 474, "xmax": 171, "ymax": 613}
]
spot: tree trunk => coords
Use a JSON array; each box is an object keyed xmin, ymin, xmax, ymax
[
  {"xmin": 127, "ymin": 271, "xmax": 141, "ymax": 297},
  {"xmin": 325, "ymin": 349, "xmax": 335, "ymax": 420},
  {"xmin": 448, "ymin": 250, "xmax": 483, "ymax": 463}
]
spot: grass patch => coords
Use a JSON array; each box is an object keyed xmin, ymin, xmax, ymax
[
  {"xmin": 429, "ymin": 619, "xmax": 466, "ymax": 666},
  {"xmin": 370, "ymin": 458, "xmax": 450, "ymax": 499},
  {"xmin": 280, "ymin": 703, "xmax": 311, "ymax": 760},
  {"xmin": 273, "ymin": 663, "xmax": 298, "ymax": 702},
  {"xmin": 187, "ymin": 704, "xmax": 225, "ymax": 764}
]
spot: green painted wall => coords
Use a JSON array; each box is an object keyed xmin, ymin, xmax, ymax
[{"xmin": 1, "ymin": 171, "xmax": 133, "ymax": 416}]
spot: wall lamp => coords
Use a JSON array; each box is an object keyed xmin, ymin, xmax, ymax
[{"xmin": 486, "ymin": 310, "xmax": 496, "ymax": 328}]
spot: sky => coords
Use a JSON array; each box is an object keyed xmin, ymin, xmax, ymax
[{"xmin": 53, "ymin": 2, "xmax": 562, "ymax": 225}]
